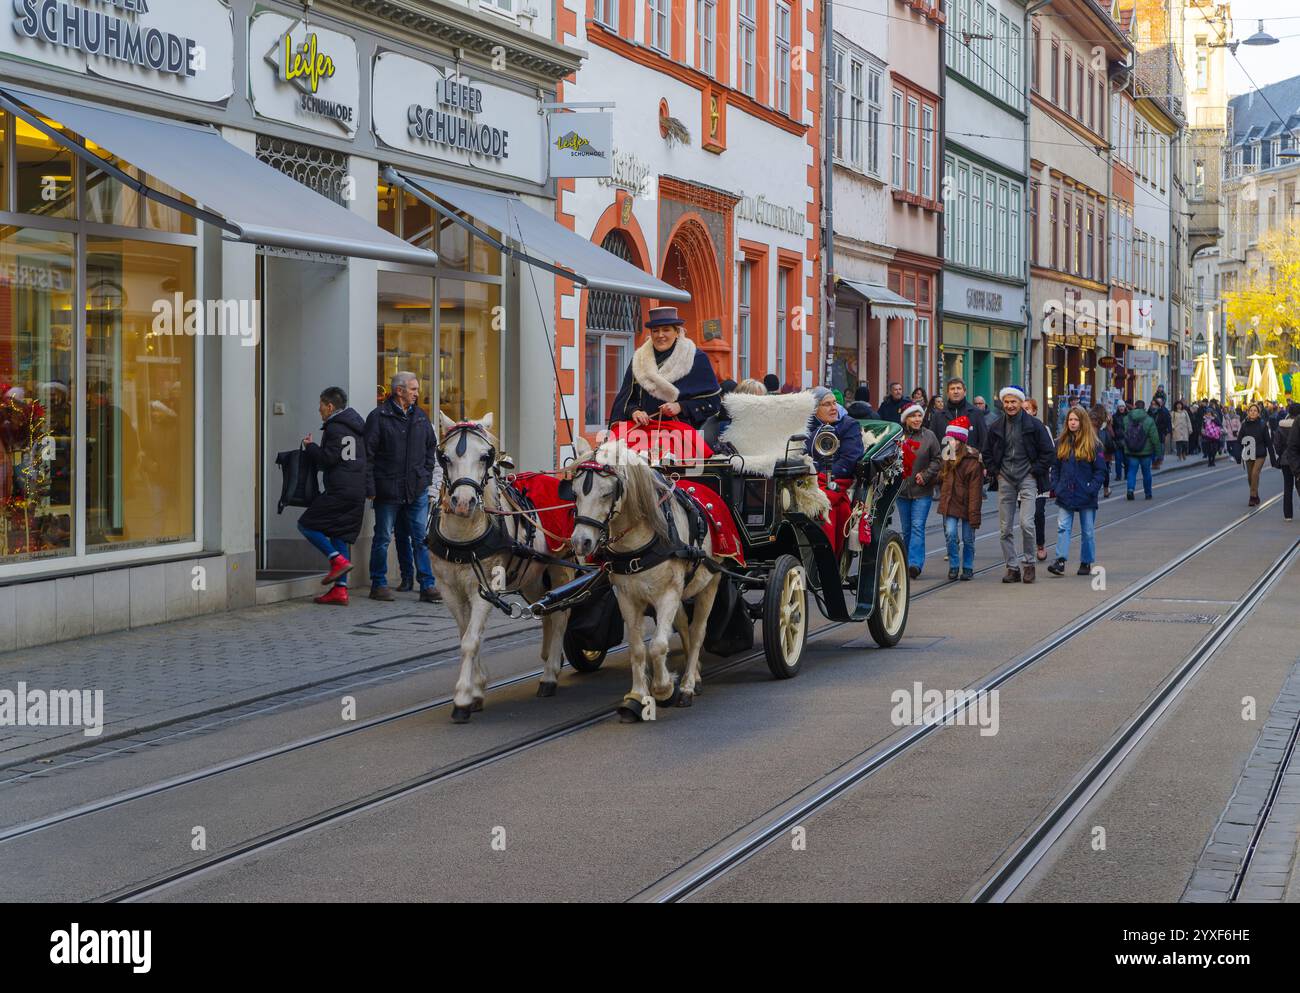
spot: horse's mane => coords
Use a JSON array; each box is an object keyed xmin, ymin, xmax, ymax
[{"xmin": 595, "ymin": 440, "xmax": 669, "ymax": 539}]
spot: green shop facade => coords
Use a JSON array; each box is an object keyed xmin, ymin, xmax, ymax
[{"xmin": 940, "ymin": 269, "xmax": 1026, "ymax": 403}]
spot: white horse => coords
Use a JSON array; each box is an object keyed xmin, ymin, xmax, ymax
[
  {"xmin": 569, "ymin": 438, "xmax": 721, "ymax": 722},
  {"xmin": 430, "ymin": 413, "xmax": 574, "ymax": 723}
]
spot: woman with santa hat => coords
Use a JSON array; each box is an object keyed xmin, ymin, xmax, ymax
[{"xmin": 896, "ymin": 399, "xmax": 941, "ymax": 579}]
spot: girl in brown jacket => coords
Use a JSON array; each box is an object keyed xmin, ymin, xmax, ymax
[{"xmin": 938, "ymin": 415, "xmax": 983, "ymax": 581}]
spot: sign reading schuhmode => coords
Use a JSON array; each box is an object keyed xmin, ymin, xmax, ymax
[
  {"xmin": 372, "ymin": 50, "xmax": 543, "ymax": 185},
  {"xmin": 3, "ymin": 0, "xmax": 234, "ymax": 103},
  {"xmin": 249, "ymin": 11, "xmax": 358, "ymax": 138}
]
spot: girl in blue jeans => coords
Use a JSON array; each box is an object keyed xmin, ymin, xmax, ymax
[
  {"xmin": 1047, "ymin": 407, "xmax": 1108, "ymax": 577},
  {"xmin": 895, "ymin": 402, "xmax": 941, "ymax": 578},
  {"xmin": 937, "ymin": 416, "xmax": 983, "ymax": 580}
]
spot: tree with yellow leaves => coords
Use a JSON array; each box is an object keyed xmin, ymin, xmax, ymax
[{"xmin": 1223, "ymin": 221, "xmax": 1300, "ymax": 352}]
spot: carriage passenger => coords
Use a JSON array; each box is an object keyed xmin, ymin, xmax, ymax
[
  {"xmin": 607, "ymin": 306, "xmax": 722, "ymax": 430},
  {"xmin": 806, "ymin": 387, "xmax": 865, "ymax": 479}
]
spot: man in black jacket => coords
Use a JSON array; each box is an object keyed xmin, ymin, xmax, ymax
[
  {"xmin": 365, "ymin": 372, "xmax": 441, "ymax": 603},
  {"xmin": 927, "ymin": 377, "xmax": 987, "ymax": 454},
  {"xmin": 983, "ymin": 386, "xmax": 1054, "ymax": 584},
  {"xmin": 878, "ymin": 382, "xmax": 906, "ymax": 423},
  {"xmin": 298, "ymin": 387, "xmax": 367, "ymax": 606}
]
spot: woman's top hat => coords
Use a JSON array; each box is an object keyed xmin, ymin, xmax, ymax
[{"xmin": 645, "ymin": 306, "xmax": 686, "ymax": 329}]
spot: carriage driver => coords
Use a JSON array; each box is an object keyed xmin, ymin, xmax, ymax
[{"xmin": 607, "ymin": 306, "xmax": 722, "ymax": 429}]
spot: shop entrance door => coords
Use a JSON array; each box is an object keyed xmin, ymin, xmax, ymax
[{"xmin": 256, "ymin": 253, "xmax": 352, "ymax": 575}]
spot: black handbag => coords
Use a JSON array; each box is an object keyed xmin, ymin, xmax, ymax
[
  {"xmin": 565, "ymin": 582, "xmax": 625, "ymax": 654},
  {"xmin": 275, "ymin": 448, "xmax": 320, "ymax": 513}
]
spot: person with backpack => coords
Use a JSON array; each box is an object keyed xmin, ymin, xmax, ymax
[
  {"xmin": 1123, "ymin": 401, "xmax": 1161, "ymax": 500},
  {"xmin": 937, "ymin": 415, "xmax": 983, "ymax": 581},
  {"xmin": 298, "ymin": 386, "xmax": 368, "ymax": 606},
  {"xmin": 1047, "ymin": 406, "xmax": 1108, "ymax": 577}
]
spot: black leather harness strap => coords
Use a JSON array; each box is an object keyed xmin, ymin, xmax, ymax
[{"xmin": 599, "ymin": 487, "xmax": 710, "ymax": 581}]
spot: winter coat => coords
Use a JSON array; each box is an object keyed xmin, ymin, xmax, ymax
[
  {"xmin": 1154, "ymin": 404, "xmax": 1173, "ymax": 438},
  {"xmin": 896, "ymin": 425, "xmax": 941, "ymax": 499},
  {"xmin": 1171, "ymin": 409, "xmax": 1191, "ymax": 443},
  {"xmin": 1096, "ymin": 424, "xmax": 1116, "ymax": 460},
  {"xmin": 1280, "ymin": 416, "xmax": 1300, "ymax": 473},
  {"xmin": 938, "ymin": 448, "xmax": 983, "ymax": 527},
  {"xmin": 298, "ymin": 407, "xmax": 368, "ymax": 543},
  {"xmin": 1238, "ymin": 417, "xmax": 1270, "ymax": 462},
  {"xmin": 608, "ymin": 335, "xmax": 722, "ymax": 428},
  {"xmin": 1224, "ymin": 412, "xmax": 1241, "ymax": 441},
  {"xmin": 1121, "ymin": 409, "xmax": 1161, "ymax": 458},
  {"xmin": 1112, "ymin": 410, "xmax": 1129, "ymax": 449},
  {"xmin": 806, "ymin": 411, "xmax": 866, "ymax": 479},
  {"xmin": 877, "ymin": 396, "xmax": 906, "ymax": 424},
  {"xmin": 1050, "ymin": 449, "xmax": 1109, "ymax": 512},
  {"xmin": 364, "ymin": 396, "xmax": 440, "ymax": 505},
  {"xmin": 927, "ymin": 397, "xmax": 988, "ymax": 454},
  {"xmin": 982, "ymin": 411, "xmax": 1054, "ymax": 487}
]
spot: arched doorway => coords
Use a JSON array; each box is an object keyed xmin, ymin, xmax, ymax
[{"xmin": 661, "ymin": 217, "xmax": 727, "ymax": 381}]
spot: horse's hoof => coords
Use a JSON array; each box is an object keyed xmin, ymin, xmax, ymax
[
  {"xmin": 653, "ymin": 678, "xmax": 681, "ymax": 709},
  {"xmin": 536, "ymin": 681, "xmax": 557, "ymax": 698},
  {"xmin": 676, "ymin": 691, "xmax": 693, "ymax": 708},
  {"xmin": 470, "ymin": 699, "xmax": 484, "ymax": 712},
  {"xmin": 617, "ymin": 699, "xmax": 644, "ymax": 723},
  {"xmin": 451, "ymin": 706, "xmax": 473, "ymax": 724}
]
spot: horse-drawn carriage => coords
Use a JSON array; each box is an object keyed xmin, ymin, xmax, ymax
[{"xmin": 430, "ymin": 392, "xmax": 911, "ymax": 723}]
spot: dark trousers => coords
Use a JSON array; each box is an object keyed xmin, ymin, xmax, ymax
[
  {"xmin": 1034, "ymin": 493, "xmax": 1046, "ymax": 548},
  {"xmin": 1202, "ymin": 439, "xmax": 1218, "ymax": 466},
  {"xmin": 1284, "ymin": 466, "xmax": 1296, "ymax": 519}
]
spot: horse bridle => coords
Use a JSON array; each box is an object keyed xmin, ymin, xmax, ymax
[
  {"xmin": 437, "ymin": 421, "xmax": 496, "ymax": 502},
  {"xmin": 571, "ymin": 460, "xmax": 624, "ymax": 549}
]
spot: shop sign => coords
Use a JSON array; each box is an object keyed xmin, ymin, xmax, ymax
[
  {"xmin": 4, "ymin": 0, "xmax": 234, "ymax": 104},
  {"xmin": 945, "ymin": 271, "xmax": 1022, "ymax": 324},
  {"xmin": 735, "ymin": 191, "xmax": 804, "ymax": 236},
  {"xmin": 1127, "ymin": 349, "xmax": 1159, "ymax": 372},
  {"xmin": 547, "ymin": 111, "xmax": 612, "ymax": 179},
  {"xmin": 1180, "ymin": 359, "xmax": 1195, "ymax": 375},
  {"xmin": 249, "ymin": 13, "xmax": 359, "ymax": 138},
  {"xmin": 598, "ymin": 148, "xmax": 652, "ymax": 196},
  {"xmin": 372, "ymin": 50, "xmax": 544, "ymax": 184}
]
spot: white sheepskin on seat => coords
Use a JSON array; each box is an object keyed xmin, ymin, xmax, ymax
[{"xmin": 721, "ymin": 391, "xmax": 816, "ymax": 476}]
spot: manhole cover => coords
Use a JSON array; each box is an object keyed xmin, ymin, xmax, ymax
[{"xmin": 1112, "ymin": 611, "xmax": 1218, "ymax": 625}]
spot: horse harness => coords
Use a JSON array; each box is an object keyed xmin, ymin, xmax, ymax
[
  {"xmin": 430, "ymin": 422, "xmax": 574, "ymax": 592},
  {"xmin": 572, "ymin": 461, "xmax": 711, "ymax": 580}
]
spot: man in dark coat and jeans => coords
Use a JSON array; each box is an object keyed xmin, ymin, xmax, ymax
[
  {"xmin": 365, "ymin": 371, "xmax": 441, "ymax": 603},
  {"xmin": 982, "ymin": 386, "xmax": 1054, "ymax": 584},
  {"xmin": 298, "ymin": 387, "xmax": 368, "ymax": 606},
  {"xmin": 927, "ymin": 377, "xmax": 987, "ymax": 454}
]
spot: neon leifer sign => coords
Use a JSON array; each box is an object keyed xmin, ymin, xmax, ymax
[
  {"xmin": 407, "ymin": 76, "xmax": 509, "ymax": 161},
  {"xmin": 13, "ymin": 0, "xmax": 200, "ymax": 79}
]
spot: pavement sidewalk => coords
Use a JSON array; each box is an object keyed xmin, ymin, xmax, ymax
[{"xmin": 0, "ymin": 587, "xmax": 535, "ymax": 766}]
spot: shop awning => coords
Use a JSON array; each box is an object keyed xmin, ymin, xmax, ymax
[
  {"xmin": 0, "ymin": 86, "xmax": 437, "ymax": 268},
  {"xmin": 835, "ymin": 278, "xmax": 916, "ymax": 321},
  {"xmin": 384, "ymin": 168, "xmax": 689, "ymax": 302}
]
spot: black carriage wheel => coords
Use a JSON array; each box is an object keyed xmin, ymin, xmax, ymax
[
  {"xmin": 867, "ymin": 531, "xmax": 909, "ymax": 648},
  {"xmin": 563, "ymin": 628, "xmax": 607, "ymax": 673},
  {"xmin": 762, "ymin": 554, "xmax": 807, "ymax": 679}
]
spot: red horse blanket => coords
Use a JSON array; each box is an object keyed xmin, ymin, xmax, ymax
[
  {"xmin": 609, "ymin": 419, "xmax": 714, "ymax": 462},
  {"xmin": 673, "ymin": 479, "xmax": 744, "ymax": 565},
  {"xmin": 509, "ymin": 471, "xmax": 575, "ymax": 553}
]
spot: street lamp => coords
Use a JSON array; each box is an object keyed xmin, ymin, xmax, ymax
[{"xmin": 1242, "ymin": 20, "xmax": 1279, "ymax": 47}]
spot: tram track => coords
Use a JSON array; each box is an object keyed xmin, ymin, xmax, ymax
[
  {"xmin": 0, "ymin": 466, "xmax": 1247, "ymax": 902},
  {"xmin": 1, "ymin": 460, "xmax": 1230, "ymax": 789},
  {"xmin": 972, "ymin": 533, "xmax": 1300, "ymax": 903},
  {"xmin": 0, "ymin": 464, "xmax": 1235, "ymax": 857},
  {"xmin": 630, "ymin": 492, "xmax": 1283, "ymax": 902}
]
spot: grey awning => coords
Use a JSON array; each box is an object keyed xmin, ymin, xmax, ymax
[
  {"xmin": 0, "ymin": 86, "xmax": 437, "ymax": 268},
  {"xmin": 835, "ymin": 278, "xmax": 916, "ymax": 321},
  {"xmin": 385, "ymin": 168, "xmax": 689, "ymax": 302}
]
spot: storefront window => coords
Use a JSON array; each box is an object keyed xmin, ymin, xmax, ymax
[
  {"xmin": 14, "ymin": 115, "xmax": 76, "ymax": 220},
  {"xmin": 376, "ymin": 271, "xmax": 435, "ymax": 417},
  {"xmin": 439, "ymin": 280, "xmax": 501, "ymax": 422},
  {"xmin": 85, "ymin": 237, "xmax": 196, "ymax": 552},
  {"xmin": 84, "ymin": 151, "xmax": 196, "ymax": 235},
  {"xmin": 0, "ymin": 226, "xmax": 75, "ymax": 563}
]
